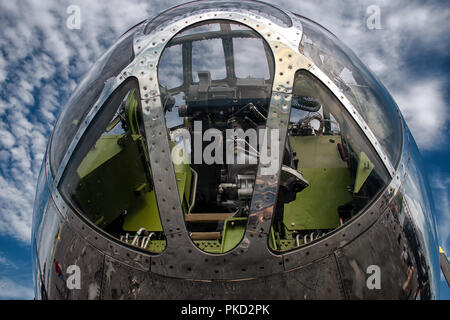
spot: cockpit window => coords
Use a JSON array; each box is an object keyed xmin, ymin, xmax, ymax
[
  {"xmin": 144, "ymin": 0, "xmax": 292, "ymax": 35},
  {"xmin": 192, "ymin": 38, "xmax": 227, "ymax": 82},
  {"xmin": 59, "ymin": 78, "xmax": 166, "ymax": 253},
  {"xmin": 233, "ymin": 38, "xmax": 271, "ymax": 80},
  {"xmin": 298, "ymin": 16, "xmax": 402, "ymax": 167},
  {"xmin": 158, "ymin": 44, "xmax": 183, "ymax": 89},
  {"xmin": 50, "ymin": 33, "xmax": 135, "ymax": 177},
  {"xmin": 158, "ymin": 21, "xmax": 274, "ymax": 253},
  {"xmin": 269, "ymin": 70, "xmax": 390, "ymax": 252}
]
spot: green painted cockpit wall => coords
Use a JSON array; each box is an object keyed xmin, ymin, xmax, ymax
[
  {"xmin": 75, "ymin": 133, "xmax": 192, "ymax": 232},
  {"xmin": 72, "ymin": 84, "xmax": 376, "ymax": 254},
  {"xmin": 283, "ymin": 135, "xmax": 354, "ymax": 231},
  {"xmin": 74, "ymin": 133, "xmax": 371, "ymax": 253},
  {"xmin": 73, "ymin": 88, "xmax": 192, "ymax": 234}
]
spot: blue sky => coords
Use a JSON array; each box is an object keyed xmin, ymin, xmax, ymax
[{"xmin": 0, "ymin": 0, "xmax": 448, "ymax": 299}]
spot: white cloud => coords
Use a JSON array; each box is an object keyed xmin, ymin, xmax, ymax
[
  {"xmin": 0, "ymin": 128, "xmax": 16, "ymax": 149},
  {"xmin": 0, "ymin": 254, "xmax": 18, "ymax": 270},
  {"xmin": 394, "ymin": 79, "xmax": 447, "ymax": 148},
  {"xmin": 0, "ymin": 53, "xmax": 6, "ymax": 83},
  {"xmin": 0, "ymin": 277, "xmax": 34, "ymax": 300}
]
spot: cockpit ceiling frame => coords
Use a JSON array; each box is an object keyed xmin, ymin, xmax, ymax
[
  {"xmin": 48, "ymin": 9, "xmax": 399, "ymax": 272},
  {"xmin": 164, "ymin": 27, "xmax": 275, "ymax": 92}
]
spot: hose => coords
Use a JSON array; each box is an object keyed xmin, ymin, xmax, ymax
[
  {"xmin": 131, "ymin": 228, "xmax": 147, "ymax": 246},
  {"xmin": 141, "ymin": 232, "xmax": 155, "ymax": 249},
  {"xmin": 292, "ymin": 95, "xmax": 321, "ymax": 112},
  {"xmin": 296, "ymin": 234, "xmax": 301, "ymax": 247}
]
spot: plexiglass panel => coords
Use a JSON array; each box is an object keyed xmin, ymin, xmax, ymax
[
  {"xmin": 32, "ymin": 159, "xmax": 50, "ymax": 248},
  {"xmin": 59, "ymin": 78, "xmax": 166, "ymax": 253},
  {"xmin": 31, "ymin": 158, "xmax": 51, "ymax": 300},
  {"xmin": 50, "ymin": 33, "xmax": 135, "ymax": 176},
  {"xmin": 192, "ymin": 38, "xmax": 227, "ymax": 82},
  {"xmin": 400, "ymin": 131, "xmax": 440, "ymax": 298},
  {"xmin": 158, "ymin": 21, "xmax": 274, "ymax": 253},
  {"xmin": 270, "ymin": 70, "xmax": 390, "ymax": 252},
  {"xmin": 144, "ymin": 0, "xmax": 292, "ymax": 35},
  {"xmin": 35, "ymin": 200, "xmax": 63, "ymax": 296},
  {"xmin": 298, "ymin": 16, "xmax": 402, "ymax": 166}
]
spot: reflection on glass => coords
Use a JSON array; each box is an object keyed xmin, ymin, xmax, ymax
[
  {"xmin": 192, "ymin": 39, "xmax": 226, "ymax": 82},
  {"xmin": 158, "ymin": 21, "xmax": 274, "ymax": 253},
  {"xmin": 270, "ymin": 70, "xmax": 390, "ymax": 252},
  {"xmin": 50, "ymin": 33, "xmax": 135, "ymax": 176},
  {"xmin": 36, "ymin": 201, "xmax": 62, "ymax": 294},
  {"xmin": 159, "ymin": 45, "xmax": 183, "ymax": 89},
  {"xmin": 32, "ymin": 160, "xmax": 50, "ymax": 299},
  {"xmin": 59, "ymin": 79, "xmax": 166, "ymax": 253},
  {"xmin": 233, "ymin": 38, "xmax": 270, "ymax": 80},
  {"xmin": 399, "ymin": 133, "xmax": 440, "ymax": 298},
  {"xmin": 144, "ymin": 0, "xmax": 292, "ymax": 35},
  {"xmin": 298, "ymin": 16, "xmax": 402, "ymax": 166},
  {"xmin": 32, "ymin": 160, "xmax": 50, "ymax": 249}
]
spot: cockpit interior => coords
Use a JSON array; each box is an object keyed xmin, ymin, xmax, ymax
[{"xmin": 59, "ymin": 21, "xmax": 389, "ymax": 255}]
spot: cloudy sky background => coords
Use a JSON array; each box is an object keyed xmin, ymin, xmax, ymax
[{"xmin": 0, "ymin": 0, "xmax": 448, "ymax": 299}]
